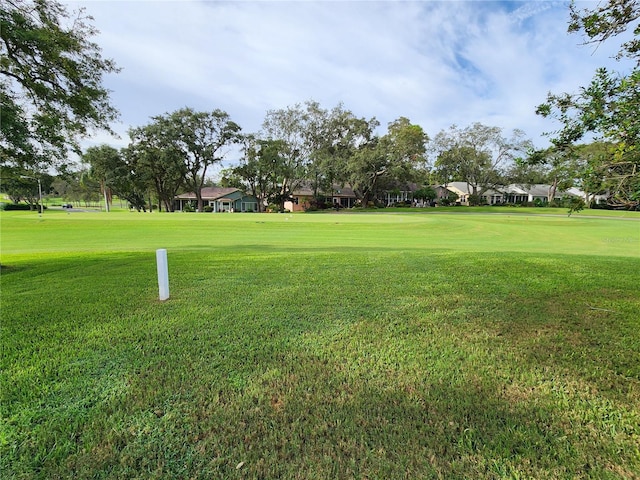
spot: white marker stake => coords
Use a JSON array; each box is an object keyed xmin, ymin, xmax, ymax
[{"xmin": 156, "ymin": 249, "xmax": 170, "ymax": 301}]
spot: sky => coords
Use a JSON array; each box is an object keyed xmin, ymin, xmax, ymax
[{"xmin": 62, "ymin": 0, "xmax": 634, "ymax": 168}]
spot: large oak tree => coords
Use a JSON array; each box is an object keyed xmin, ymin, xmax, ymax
[{"xmin": 1, "ymin": 0, "xmax": 119, "ymax": 170}]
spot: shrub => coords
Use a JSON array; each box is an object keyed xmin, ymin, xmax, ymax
[
  {"xmin": 203, "ymin": 206, "xmax": 214, "ymax": 213},
  {"xmin": 3, "ymin": 203, "xmax": 47, "ymax": 211}
]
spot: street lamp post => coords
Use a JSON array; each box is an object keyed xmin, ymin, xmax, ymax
[{"xmin": 21, "ymin": 175, "xmax": 43, "ymax": 217}]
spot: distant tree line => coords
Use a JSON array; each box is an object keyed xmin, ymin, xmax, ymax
[{"xmin": 2, "ymin": 0, "xmax": 638, "ymax": 210}]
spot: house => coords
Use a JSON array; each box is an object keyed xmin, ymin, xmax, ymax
[
  {"xmin": 565, "ymin": 187, "xmax": 608, "ymax": 205},
  {"xmin": 443, "ymin": 182, "xmax": 504, "ymax": 205},
  {"xmin": 441, "ymin": 183, "xmax": 569, "ymax": 205},
  {"xmin": 522, "ymin": 184, "xmax": 559, "ymax": 203},
  {"xmin": 174, "ymin": 187, "xmax": 258, "ymax": 212},
  {"xmin": 285, "ymin": 184, "xmax": 357, "ymax": 211},
  {"xmin": 501, "ymin": 185, "xmax": 529, "ymax": 204},
  {"xmin": 380, "ymin": 183, "xmax": 417, "ymax": 206}
]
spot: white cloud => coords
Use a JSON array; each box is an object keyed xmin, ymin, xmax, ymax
[{"xmin": 62, "ymin": 0, "xmax": 633, "ymax": 153}]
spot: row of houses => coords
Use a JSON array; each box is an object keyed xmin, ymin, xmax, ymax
[
  {"xmin": 443, "ymin": 182, "xmax": 605, "ymax": 206},
  {"xmin": 173, "ymin": 182, "xmax": 599, "ymax": 212}
]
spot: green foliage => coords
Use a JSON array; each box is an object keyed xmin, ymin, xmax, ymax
[
  {"xmin": 537, "ymin": 1, "xmax": 640, "ymax": 209},
  {"xmin": 346, "ymin": 117, "xmax": 428, "ymax": 206},
  {"xmin": 438, "ymin": 191, "xmax": 459, "ymax": 206},
  {"xmin": 568, "ymin": 0, "xmax": 640, "ymax": 60},
  {"xmin": 2, "ymin": 202, "xmax": 45, "ymax": 210},
  {"xmin": 467, "ymin": 193, "xmax": 485, "ymax": 206},
  {"xmin": 156, "ymin": 108, "xmax": 242, "ymax": 212},
  {"xmin": 0, "ymin": 166, "xmax": 52, "ymax": 206},
  {"xmin": 125, "ymin": 122, "xmax": 187, "ymax": 212},
  {"xmin": 229, "ymin": 137, "xmax": 289, "ymax": 212},
  {"xmin": 567, "ymin": 196, "xmax": 586, "ymax": 216},
  {"xmin": 0, "ymin": 0, "xmax": 120, "ymax": 169},
  {"xmin": 433, "ymin": 123, "xmax": 532, "ymax": 196},
  {"xmin": 82, "ymin": 144, "xmax": 148, "ymax": 212},
  {"xmin": 413, "ymin": 185, "xmax": 437, "ymax": 202}
]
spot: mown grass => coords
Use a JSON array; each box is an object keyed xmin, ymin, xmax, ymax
[{"xmin": 1, "ymin": 210, "xmax": 639, "ymax": 479}]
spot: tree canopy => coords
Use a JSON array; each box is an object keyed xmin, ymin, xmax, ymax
[
  {"xmin": 537, "ymin": 0, "xmax": 639, "ymax": 209},
  {"xmin": 432, "ymin": 123, "xmax": 531, "ymax": 201},
  {"xmin": 0, "ymin": 0, "xmax": 120, "ymax": 170}
]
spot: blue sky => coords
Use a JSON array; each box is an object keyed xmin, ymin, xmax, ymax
[{"xmin": 63, "ymin": 0, "xmax": 633, "ymax": 165}]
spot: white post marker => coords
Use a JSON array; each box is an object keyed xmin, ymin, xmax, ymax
[{"xmin": 156, "ymin": 249, "xmax": 170, "ymax": 301}]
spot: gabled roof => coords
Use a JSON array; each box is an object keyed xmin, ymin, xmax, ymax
[
  {"xmin": 175, "ymin": 187, "xmax": 240, "ymax": 200},
  {"xmin": 524, "ymin": 184, "xmax": 557, "ymax": 198},
  {"xmin": 443, "ymin": 182, "xmax": 502, "ymax": 196},
  {"xmin": 444, "ymin": 182, "xmax": 470, "ymax": 194},
  {"xmin": 502, "ymin": 184, "xmax": 528, "ymax": 195}
]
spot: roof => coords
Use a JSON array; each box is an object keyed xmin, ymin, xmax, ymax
[
  {"xmin": 442, "ymin": 183, "xmax": 567, "ymax": 198},
  {"xmin": 525, "ymin": 184, "xmax": 558, "ymax": 198},
  {"xmin": 502, "ymin": 184, "xmax": 528, "ymax": 194},
  {"xmin": 291, "ymin": 183, "xmax": 356, "ymax": 198},
  {"xmin": 175, "ymin": 187, "xmax": 240, "ymax": 200},
  {"xmin": 443, "ymin": 182, "xmax": 501, "ymax": 196},
  {"xmin": 445, "ymin": 182, "xmax": 471, "ymax": 194}
]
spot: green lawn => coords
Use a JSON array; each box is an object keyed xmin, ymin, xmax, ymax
[{"xmin": 1, "ymin": 210, "xmax": 639, "ymax": 479}]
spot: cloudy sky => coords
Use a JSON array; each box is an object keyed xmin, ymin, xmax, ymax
[{"xmin": 63, "ymin": 0, "xmax": 634, "ymax": 161}]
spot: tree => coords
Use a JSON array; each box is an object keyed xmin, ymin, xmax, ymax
[
  {"xmin": 126, "ymin": 123, "xmax": 186, "ymax": 212},
  {"xmin": 568, "ymin": 0, "xmax": 639, "ymax": 61},
  {"xmin": 224, "ymin": 136, "xmax": 287, "ymax": 212},
  {"xmin": 154, "ymin": 108, "xmax": 241, "ymax": 212},
  {"xmin": 106, "ymin": 149, "xmax": 149, "ymax": 211},
  {"xmin": 256, "ymin": 100, "xmax": 380, "ymax": 209},
  {"xmin": 82, "ymin": 144, "xmax": 121, "ymax": 212},
  {"xmin": 536, "ymin": 0, "xmax": 639, "ymax": 209},
  {"xmin": 0, "ymin": 0, "xmax": 119, "ymax": 169},
  {"xmin": 413, "ymin": 186, "xmax": 437, "ymax": 205},
  {"xmin": 0, "ymin": 165, "xmax": 52, "ymax": 208},
  {"xmin": 503, "ymin": 158, "xmax": 550, "ymax": 187},
  {"xmin": 82, "ymin": 144, "xmax": 151, "ymax": 211},
  {"xmin": 261, "ymin": 103, "xmax": 313, "ymax": 209},
  {"xmin": 303, "ymin": 102, "xmax": 371, "ymax": 200},
  {"xmin": 525, "ymin": 147, "xmax": 577, "ymax": 204},
  {"xmin": 346, "ymin": 117, "xmax": 428, "ymax": 207},
  {"xmin": 432, "ymin": 123, "xmax": 532, "ymax": 199}
]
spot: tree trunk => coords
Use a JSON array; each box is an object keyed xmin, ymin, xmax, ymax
[
  {"xmin": 196, "ymin": 190, "xmax": 204, "ymax": 212},
  {"xmin": 548, "ymin": 177, "xmax": 558, "ymax": 203},
  {"xmin": 101, "ymin": 181, "xmax": 110, "ymax": 212}
]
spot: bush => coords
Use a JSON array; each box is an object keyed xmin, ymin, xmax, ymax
[
  {"xmin": 267, "ymin": 204, "xmax": 284, "ymax": 213},
  {"xmin": 203, "ymin": 206, "xmax": 214, "ymax": 213},
  {"xmin": 2, "ymin": 203, "xmax": 47, "ymax": 211},
  {"xmin": 468, "ymin": 194, "xmax": 485, "ymax": 206}
]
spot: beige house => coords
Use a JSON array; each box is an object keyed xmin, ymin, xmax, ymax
[
  {"xmin": 442, "ymin": 182, "xmax": 567, "ymax": 205},
  {"xmin": 285, "ymin": 184, "xmax": 357, "ymax": 211}
]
